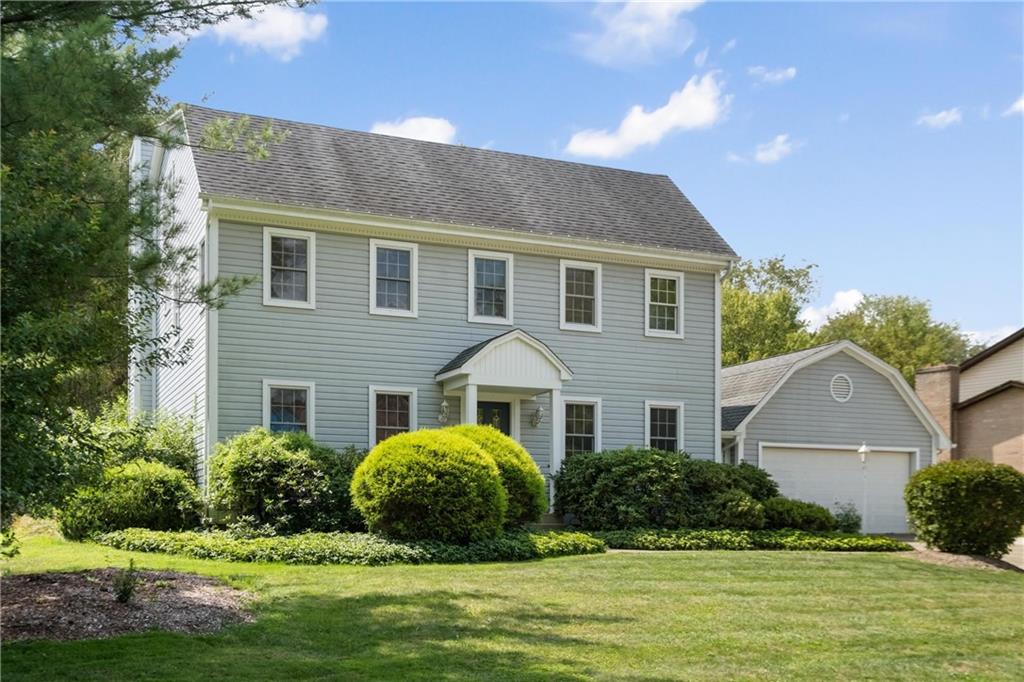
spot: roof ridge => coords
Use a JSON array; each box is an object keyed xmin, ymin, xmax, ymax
[
  {"xmin": 182, "ymin": 103, "xmax": 671, "ymax": 180},
  {"xmin": 722, "ymin": 341, "xmax": 842, "ymax": 372}
]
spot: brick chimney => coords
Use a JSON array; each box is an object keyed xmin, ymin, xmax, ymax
[{"xmin": 915, "ymin": 365, "xmax": 959, "ymax": 461}]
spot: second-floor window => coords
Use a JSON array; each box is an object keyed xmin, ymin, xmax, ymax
[
  {"xmin": 560, "ymin": 260, "xmax": 602, "ymax": 332},
  {"xmin": 370, "ymin": 239, "xmax": 418, "ymax": 317},
  {"xmin": 645, "ymin": 269, "xmax": 684, "ymax": 338},
  {"xmin": 263, "ymin": 227, "xmax": 315, "ymax": 309},
  {"xmin": 468, "ymin": 250, "xmax": 513, "ymax": 324}
]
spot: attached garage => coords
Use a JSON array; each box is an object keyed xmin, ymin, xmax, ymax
[{"xmin": 721, "ymin": 342, "xmax": 950, "ymax": 534}]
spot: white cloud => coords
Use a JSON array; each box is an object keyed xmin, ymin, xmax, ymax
[
  {"xmin": 747, "ymin": 65, "xmax": 797, "ymax": 84},
  {"xmin": 721, "ymin": 38, "xmax": 737, "ymax": 53},
  {"xmin": 565, "ymin": 73, "xmax": 730, "ymax": 159},
  {"xmin": 800, "ymin": 289, "xmax": 865, "ymax": 331},
  {"xmin": 1002, "ymin": 95, "xmax": 1024, "ymax": 117},
  {"xmin": 370, "ymin": 116, "xmax": 457, "ymax": 144},
  {"xmin": 754, "ymin": 133, "xmax": 797, "ymax": 164},
  {"xmin": 207, "ymin": 5, "xmax": 327, "ymax": 61},
  {"xmin": 694, "ymin": 47, "xmax": 709, "ymax": 68},
  {"xmin": 574, "ymin": 1, "xmax": 704, "ymax": 66},
  {"xmin": 838, "ymin": 112, "xmax": 850, "ymax": 124},
  {"xmin": 965, "ymin": 325, "xmax": 1018, "ymax": 348},
  {"xmin": 915, "ymin": 107, "xmax": 962, "ymax": 129},
  {"xmin": 725, "ymin": 151, "xmax": 747, "ymax": 163}
]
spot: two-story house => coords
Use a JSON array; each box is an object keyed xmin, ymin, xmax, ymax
[{"xmin": 129, "ymin": 105, "xmax": 738, "ymax": 492}]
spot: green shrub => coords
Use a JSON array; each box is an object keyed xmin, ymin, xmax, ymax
[
  {"xmin": 448, "ymin": 424, "xmax": 546, "ymax": 527},
  {"xmin": 209, "ymin": 428, "xmax": 330, "ymax": 534},
  {"xmin": 904, "ymin": 460, "xmax": 1024, "ymax": 558},
  {"xmin": 96, "ymin": 528, "xmax": 605, "ymax": 566},
  {"xmin": 832, "ymin": 502, "xmax": 862, "ymax": 534},
  {"xmin": 276, "ymin": 432, "xmax": 367, "ymax": 531},
  {"xmin": 710, "ymin": 490, "xmax": 765, "ymax": 529},
  {"xmin": 555, "ymin": 448, "xmax": 781, "ymax": 530},
  {"xmin": 763, "ymin": 497, "xmax": 837, "ymax": 532},
  {"xmin": 592, "ymin": 528, "xmax": 910, "ymax": 552},
  {"xmin": 351, "ymin": 429, "xmax": 508, "ymax": 543},
  {"xmin": 58, "ymin": 460, "xmax": 202, "ymax": 540}
]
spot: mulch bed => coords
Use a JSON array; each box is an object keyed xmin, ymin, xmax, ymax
[
  {"xmin": 902, "ymin": 543, "xmax": 1023, "ymax": 572},
  {"xmin": 2, "ymin": 569, "xmax": 254, "ymax": 642}
]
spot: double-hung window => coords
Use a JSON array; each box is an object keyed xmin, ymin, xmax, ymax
[
  {"xmin": 645, "ymin": 269, "xmax": 684, "ymax": 338},
  {"xmin": 370, "ymin": 240, "xmax": 418, "ymax": 317},
  {"xmin": 564, "ymin": 398, "xmax": 602, "ymax": 456},
  {"xmin": 263, "ymin": 380, "xmax": 315, "ymax": 436},
  {"xmin": 263, "ymin": 227, "xmax": 315, "ymax": 308},
  {"xmin": 468, "ymin": 250, "xmax": 513, "ymax": 324},
  {"xmin": 644, "ymin": 400, "xmax": 684, "ymax": 452},
  {"xmin": 559, "ymin": 260, "xmax": 602, "ymax": 332},
  {"xmin": 369, "ymin": 386, "xmax": 418, "ymax": 446}
]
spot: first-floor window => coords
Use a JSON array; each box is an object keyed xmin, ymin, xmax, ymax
[
  {"xmin": 263, "ymin": 380, "xmax": 314, "ymax": 435},
  {"xmin": 564, "ymin": 398, "xmax": 601, "ymax": 456},
  {"xmin": 370, "ymin": 386, "xmax": 418, "ymax": 445},
  {"xmin": 645, "ymin": 401, "xmax": 683, "ymax": 452}
]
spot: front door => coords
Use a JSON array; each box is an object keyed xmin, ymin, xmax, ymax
[{"xmin": 477, "ymin": 401, "xmax": 512, "ymax": 436}]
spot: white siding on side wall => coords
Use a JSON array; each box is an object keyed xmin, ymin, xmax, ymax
[
  {"xmin": 742, "ymin": 352, "xmax": 934, "ymax": 470},
  {"xmin": 959, "ymin": 338, "xmax": 1024, "ymax": 402}
]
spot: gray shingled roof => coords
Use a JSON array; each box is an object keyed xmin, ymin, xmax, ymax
[
  {"xmin": 721, "ymin": 342, "xmax": 841, "ymax": 429},
  {"xmin": 182, "ymin": 105, "xmax": 736, "ymax": 257}
]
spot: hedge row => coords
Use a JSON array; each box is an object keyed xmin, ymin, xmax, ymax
[
  {"xmin": 592, "ymin": 528, "xmax": 911, "ymax": 552},
  {"xmin": 96, "ymin": 528, "xmax": 606, "ymax": 566}
]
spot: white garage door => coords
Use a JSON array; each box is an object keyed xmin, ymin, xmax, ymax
[{"xmin": 760, "ymin": 446, "xmax": 914, "ymax": 534}]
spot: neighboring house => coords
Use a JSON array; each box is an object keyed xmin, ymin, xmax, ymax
[
  {"xmin": 128, "ymin": 104, "xmax": 737, "ymax": 493},
  {"xmin": 916, "ymin": 327, "xmax": 1024, "ymax": 472},
  {"xmin": 720, "ymin": 341, "xmax": 950, "ymax": 533}
]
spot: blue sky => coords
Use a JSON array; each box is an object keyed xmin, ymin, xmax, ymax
[{"xmin": 160, "ymin": 2, "xmax": 1024, "ymax": 344}]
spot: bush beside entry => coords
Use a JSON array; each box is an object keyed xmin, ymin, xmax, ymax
[
  {"xmin": 351, "ymin": 429, "xmax": 508, "ymax": 543},
  {"xmin": 448, "ymin": 424, "xmax": 547, "ymax": 527},
  {"xmin": 58, "ymin": 460, "xmax": 201, "ymax": 540},
  {"xmin": 905, "ymin": 460, "xmax": 1024, "ymax": 558}
]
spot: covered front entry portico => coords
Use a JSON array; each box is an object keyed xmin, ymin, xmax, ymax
[{"xmin": 435, "ymin": 329, "xmax": 574, "ymax": 481}]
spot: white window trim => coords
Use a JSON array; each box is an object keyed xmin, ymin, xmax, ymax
[
  {"xmin": 467, "ymin": 249, "xmax": 514, "ymax": 325},
  {"xmin": 262, "ymin": 379, "xmax": 315, "ymax": 437},
  {"xmin": 559, "ymin": 259, "xmax": 602, "ymax": 333},
  {"xmin": 644, "ymin": 268, "xmax": 685, "ymax": 339},
  {"xmin": 263, "ymin": 226, "xmax": 316, "ymax": 309},
  {"xmin": 369, "ymin": 239, "xmax": 419, "ymax": 318},
  {"xmin": 644, "ymin": 399, "xmax": 685, "ymax": 451},
  {"xmin": 368, "ymin": 385, "xmax": 419, "ymax": 447},
  {"xmin": 563, "ymin": 396, "xmax": 603, "ymax": 453}
]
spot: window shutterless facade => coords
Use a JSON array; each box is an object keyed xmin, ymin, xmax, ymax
[
  {"xmin": 564, "ymin": 397, "xmax": 602, "ymax": 456},
  {"xmin": 262, "ymin": 380, "xmax": 315, "ymax": 436},
  {"xmin": 644, "ymin": 269, "xmax": 684, "ymax": 338},
  {"xmin": 263, "ymin": 227, "xmax": 315, "ymax": 308},
  {"xmin": 370, "ymin": 239, "xmax": 418, "ymax": 317},
  {"xmin": 368, "ymin": 385, "xmax": 418, "ymax": 446},
  {"xmin": 644, "ymin": 400, "xmax": 684, "ymax": 452},
  {"xmin": 468, "ymin": 250, "xmax": 513, "ymax": 324},
  {"xmin": 559, "ymin": 260, "xmax": 602, "ymax": 332}
]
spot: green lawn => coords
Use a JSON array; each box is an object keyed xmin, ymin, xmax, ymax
[{"xmin": 3, "ymin": 534, "xmax": 1023, "ymax": 681}]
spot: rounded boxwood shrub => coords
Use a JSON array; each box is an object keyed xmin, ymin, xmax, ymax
[
  {"xmin": 58, "ymin": 459, "xmax": 201, "ymax": 540},
  {"xmin": 763, "ymin": 497, "xmax": 837, "ymax": 532},
  {"xmin": 276, "ymin": 431, "xmax": 368, "ymax": 531},
  {"xmin": 710, "ymin": 489, "xmax": 766, "ymax": 529},
  {"xmin": 351, "ymin": 429, "xmax": 508, "ymax": 543},
  {"xmin": 905, "ymin": 460, "xmax": 1024, "ymax": 558},
  {"xmin": 448, "ymin": 424, "xmax": 546, "ymax": 527},
  {"xmin": 210, "ymin": 428, "xmax": 330, "ymax": 534}
]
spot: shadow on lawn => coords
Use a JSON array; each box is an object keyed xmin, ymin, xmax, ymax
[{"xmin": 4, "ymin": 588, "xmax": 629, "ymax": 681}]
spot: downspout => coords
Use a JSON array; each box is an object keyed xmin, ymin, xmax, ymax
[{"xmin": 713, "ymin": 259, "xmax": 735, "ymax": 463}]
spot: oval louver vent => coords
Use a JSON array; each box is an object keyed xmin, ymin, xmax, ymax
[{"xmin": 830, "ymin": 374, "xmax": 853, "ymax": 403}]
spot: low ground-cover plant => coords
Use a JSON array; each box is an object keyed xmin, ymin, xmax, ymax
[
  {"xmin": 352, "ymin": 429, "xmax": 508, "ymax": 543},
  {"xmin": 97, "ymin": 528, "xmax": 605, "ymax": 566},
  {"xmin": 449, "ymin": 424, "xmax": 547, "ymax": 527},
  {"xmin": 905, "ymin": 460, "xmax": 1024, "ymax": 558},
  {"xmin": 554, "ymin": 448, "xmax": 779, "ymax": 530},
  {"xmin": 763, "ymin": 497, "xmax": 837, "ymax": 532},
  {"xmin": 592, "ymin": 528, "xmax": 910, "ymax": 552},
  {"xmin": 58, "ymin": 460, "xmax": 202, "ymax": 540}
]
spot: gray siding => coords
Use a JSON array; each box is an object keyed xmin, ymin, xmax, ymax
[
  {"xmin": 150, "ymin": 143, "xmax": 208, "ymax": 484},
  {"xmin": 741, "ymin": 353, "xmax": 934, "ymax": 469},
  {"xmin": 216, "ymin": 221, "xmax": 718, "ymax": 474}
]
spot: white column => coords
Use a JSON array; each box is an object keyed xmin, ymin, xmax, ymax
[
  {"xmin": 462, "ymin": 383, "xmax": 478, "ymax": 425},
  {"xmin": 550, "ymin": 388, "xmax": 562, "ymax": 474}
]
